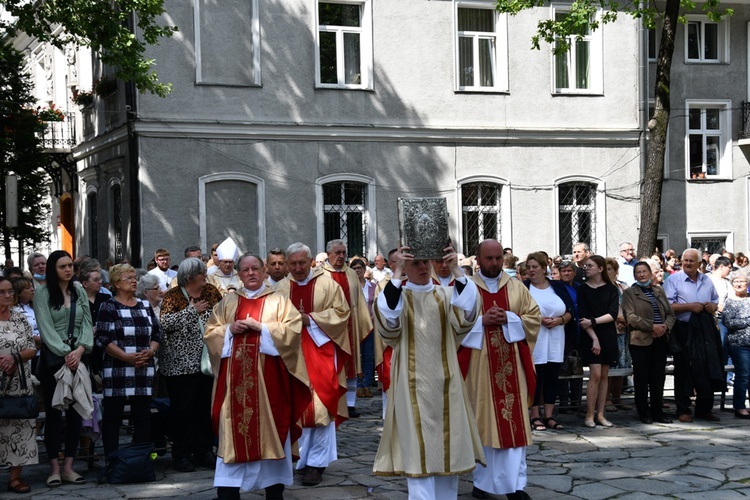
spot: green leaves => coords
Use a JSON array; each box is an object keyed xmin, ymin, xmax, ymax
[{"xmin": 1, "ymin": 0, "xmax": 177, "ymax": 96}]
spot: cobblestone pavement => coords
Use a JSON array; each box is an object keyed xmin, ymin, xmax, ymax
[{"xmin": 2, "ymin": 387, "xmax": 750, "ymax": 499}]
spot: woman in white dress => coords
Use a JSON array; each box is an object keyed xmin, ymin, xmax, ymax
[{"xmin": 524, "ymin": 253, "xmax": 575, "ymax": 431}]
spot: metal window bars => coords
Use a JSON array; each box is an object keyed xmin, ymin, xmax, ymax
[
  {"xmin": 462, "ymin": 182, "xmax": 501, "ymax": 257},
  {"xmin": 323, "ymin": 181, "xmax": 367, "ymax": 257},
  {"xmin": 558, "ymin": 182, "xmax": 596, "ymax": 255}
]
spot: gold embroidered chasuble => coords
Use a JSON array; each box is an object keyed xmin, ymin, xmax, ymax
[
  {"xmin": 372, "ymin": 284, "xmax": 485, "ymax": 477},
  {"xmin": 463, "ymin": 273, "xmax": 541, "ymax": 450},
  {"xmin": 275, "ymin": 267, "xmax": 351, "ymax": 425},
  {"xmin": 207, "ymin": 270, "xmax": 241, "ymax": 295},
  {"xmin": 321, "ymin": 262, "xmax": 373, "ymax": 376},
  {"xmin": 204, "ymin": 287, "xmax": 309, "ymax": 463}
]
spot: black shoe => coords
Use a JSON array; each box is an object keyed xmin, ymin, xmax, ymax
[
  {"xmin": 735, "ymin": 410, "xmax": 750, "ymax": 419},
  {"xmin": 195, "ymin": 450, "xmax": 217, "ymax": 469},
  {"xmin": 348, "ymin": 407, "xmax": 360, "ymax": 418},
  {"xmin": 472, "ymin": 486, "xmax": 490, "ymax": 499},
  {"xmin": 265, "ymin": 483, "xmax": 284, "ymax": 500},
  {"xmin": 653, "ymin": 416, "xmax": 673, "ymax": 424},
  {"xmin": 215, "ymin": 486, "xmax": 241, "ymax": 500},
  {"xmin": 640, "ymin": 417, "xmax": 653, "ymax": 424},
  {"xmin": 507, "ymin": 491, "xmax": 532, "ymax": 500},
  {"xmin": 174, "ymin": 457, "xmax": 196, "ymax": 472},
  {"xmin": 301, "ymin": 466, "xmax": 324, "ymax": 486}
]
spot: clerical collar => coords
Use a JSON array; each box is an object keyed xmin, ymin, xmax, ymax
[
  {"xmin": 326, "ymin": 260, "xmax": 343, "ymax": 272},
  {"xmin": 404, "ymin": 281, "xmax": 434, "ymax": 293},
  {"xmin": 479, "ymin": 270, "xmax": 502, "ymax": 285},
  {"xmin": 294, "ymin": 269, "xmax": 314, "ymax": 285},
  {"xmin": 240, "ymin": 284, "xmax": 265, "ymax": 298}
]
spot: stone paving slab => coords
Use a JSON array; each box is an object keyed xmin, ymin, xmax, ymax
[{"xmin": 1, "ymin": 386, "xmax": 749, "ymax": 498}]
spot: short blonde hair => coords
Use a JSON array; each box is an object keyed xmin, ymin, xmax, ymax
[{"xmin": 109, "ymin": 264, "xmax": 136, "ymax": 292}]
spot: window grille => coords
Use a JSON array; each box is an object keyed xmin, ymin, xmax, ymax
[
  {"xmin": 112, "ymin": 184, "xmax": 123, "ymax": 262},
  {"xmin": 462, "ymin": 182, "xmax": 501, "ymax": 256},
  {"xmin": 558, "ymin": 182, "xmax": 596, "ymax": 255},
  {"xmin": 691, "ymin": 237, "xmax": 726, "ymax": 255},
  {"xmin": 323, "ymin": 181, "xmax": 367, "ymax": 257}
]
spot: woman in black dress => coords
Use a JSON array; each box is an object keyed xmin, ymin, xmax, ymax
[{"xmin": 577, "ymin": 255, "xmax": 619, "ymax": 428}]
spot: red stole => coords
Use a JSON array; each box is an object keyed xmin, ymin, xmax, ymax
[
  {"xmin": 328, "ymin": 270, "xmax": 357, "ymax": 378},
  {"xmin": 377, "ymin": 346, "xmax": 393, "ymax": 392},
  {"xmin": 474, "ymin": 286, "xmax": 536, "ymax": 444},
  {"xmin": 211, "ymin": 296, "xmax": 310, "ymax": 463},
  {"xmin": 291, "ymin": 279, "xmax": 347, "ymax": 427}
]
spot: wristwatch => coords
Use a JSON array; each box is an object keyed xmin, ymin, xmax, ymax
[{"xmin": 590, "ymin": 317, "xmax": 597, "ymax": 326}]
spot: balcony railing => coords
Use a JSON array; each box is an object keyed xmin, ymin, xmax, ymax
[
  {"xmin": 742, "ymin": 102, "xmax": 750, "ymax": 139},
  {"xmin": 39, "ymin": 112, "xmax": 76, "ymax": 150}
]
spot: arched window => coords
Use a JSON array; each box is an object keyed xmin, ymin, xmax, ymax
[
  {"xmin": 460, "ymin": 181, "xmax": 502, "ymax": 257},
  {"xmin": 316, "ymin": 174, "xmax": 376, "ymax": 259},
  {"xmin": 557, "ymin": 181, "xmax": 597, "ymax": 256}
]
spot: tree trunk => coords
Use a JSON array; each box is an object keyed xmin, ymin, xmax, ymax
[{"xmin": 637, "ymin": 0, "xmax": 680, "ymax": 256}]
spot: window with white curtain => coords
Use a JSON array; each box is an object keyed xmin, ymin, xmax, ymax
[
  {"xmin": 316, "ymin": 1, "xmax": 373, "ymax": 89},
  {"xmin": 455, "ymin": 2, "xmax": 508, "ymax": 92},
  {"xmin": 551, "ymin": 5, "xmax": 603, "ymax": 94}
]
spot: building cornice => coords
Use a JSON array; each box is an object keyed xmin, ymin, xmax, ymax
[
  {"xmin": 73, "ymin": 127, "xmax": 128, "ymax": 161},
  {"xmin": 131, "ymin": 119, "xmax": 640, "ymax": 145}
]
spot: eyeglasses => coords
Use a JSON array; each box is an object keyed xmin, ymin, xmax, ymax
[{"xmin": 119, "ymin": 276, "xmax": 138, "ymax": 282}]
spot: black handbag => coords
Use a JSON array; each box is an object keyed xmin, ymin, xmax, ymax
[
  {"xmin": 0, "ymin": 353, "xmax": 40, "ymax": 420},
  {"xmin": 560, "ymin": 349, "xmax": 584, "ymax": 377},
  {"xmin": 99, "ymin": 442, "xmax": 156, "ymax": 484},
  {"xmin": 37, "ymin": 288, "xmax": 77, "ymax": 376}
]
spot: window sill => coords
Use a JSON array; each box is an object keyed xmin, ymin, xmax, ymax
[
  {"xmin": 684, "ymin": 60, "xmax": 727, "ymax": 65},
  {"xmin": 195, "ymin": 82, "xmax": 262, "ymax": 88},
  {"xmin": 551, "ymin": 91, "xmax": 604, "ymax": 97},
  {"xmin": 455, "ymin": 89, "xmax": 510, "ymax": 95},
  {"xmin": 685, "ymin": 177, "xmax": 733, "ymax": 183},
  {"xmin": 315, "ymin": 85, "xmax": 374, "ymax": 92}
]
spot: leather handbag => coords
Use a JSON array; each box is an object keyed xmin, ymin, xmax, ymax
[
  {"xmin": 560, "ymin": 349, "xmax": 584, "ymax": 377},
  {"xmin": 0, "ymin": 353, "xmax": 40, "ymax": 420},
  {"xmin": 37, "ymin": 287, "xmax": 77, "ymax": 376}
]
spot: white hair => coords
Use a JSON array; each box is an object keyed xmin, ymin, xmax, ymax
[{"xmin": 286, "ymin": 242, "xmax": 312, "ymax": 260}]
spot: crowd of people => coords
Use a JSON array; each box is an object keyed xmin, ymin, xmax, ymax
[{"xmin": 0, "ymin": 238, "xmax": 745, "ymax": 499}]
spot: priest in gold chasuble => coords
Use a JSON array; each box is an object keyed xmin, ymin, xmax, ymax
[
  {"xmin": 276, "ymin": 242, "xmax": 351, "ymax": 487},
  {"xmin": 459, "ymin": 240, "xmax": 541, "ymax": 500},
  {"xmin": 321, "ymin": 239, "xmax": 373, "ymax": 418},
  {"xmin": 205, "ymin": 253, "xmax": 310, "ymax": 500},
  {"xmin": 373, "ymin": 246, "xmax": 485, "ymax": 500}
]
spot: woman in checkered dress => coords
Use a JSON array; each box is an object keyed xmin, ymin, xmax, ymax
[{"xmin": 95, "ymin": 264, "xmax": 161, "ymax": 459}]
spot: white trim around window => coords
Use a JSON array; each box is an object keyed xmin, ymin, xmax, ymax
[
  {"xmin": 684, "ymin": 15, "xmax": 729, "ymax": 64},
  {"xmin": 453, "ymin": 1, "xmax": 509, "ymax": 93},
  {"xmin": 315, "ymin": 173, "xmax": 377, "ymax": 258},
  {"xmin": 314, "ymin": 0, "xmax": 373, "ymax": 90},
  {"xmin": 456, "ymin": 176, "xmax": 512, "ymax": 251},
  {"xmin": 193, "ymin": 0, "xmax": 261, "ymax": 85},
  {"xmin": 686, "ymin": 231, "xmax": 733, "ymax": 253},
  {"xmin": 198, "ymin": 172, "xmax": 266, "ymax": 255},
  {"xmin": 553, "ymin": 175, "xmax": 606, "ymax": 256},
  {"xmin": 550, "ymin": 4, "xmax": 603, "ymax": 95},
  {"xmin": 684, "ymin": 99, "xmax": 732, "ymax": 180}
]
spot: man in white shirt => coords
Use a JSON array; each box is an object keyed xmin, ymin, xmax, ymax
[
  {"xmin": 370, "ymin": 254, "xmax": 392, "ymax": 282},
  {"xmin": 148, "ymin": 248, "xmax": 177, "ymax": 291}
]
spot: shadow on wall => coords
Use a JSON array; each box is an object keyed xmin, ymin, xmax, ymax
[{"xmin": 139, "ymin": 0, "xmax": 453, "ymax": 257}]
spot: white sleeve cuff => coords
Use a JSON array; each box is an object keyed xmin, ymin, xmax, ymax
[
  {"xmin": 461, "ymin": 317, "xmax": 485, "ymax": 349},
  {"xmin": 259, "ymin": 325, "xmax": 279, "ymax": 356},
  {"xmin": 451, "ymin": 277, "xmax": 477, "ymax": 315},
  {"xmin": 221, "ymin": 326, "xmax": 233, "ymax": 358},
  {"xmin": 307, "ymin": 318, "xmax": 331, "ymax": 347},
  {"xmin": 376, "ymin": 288, "xmax": 403, "ymax": 321},
  {"xmin": 502, "ymin": 311, "xmax": 526, "ymax": 343}
]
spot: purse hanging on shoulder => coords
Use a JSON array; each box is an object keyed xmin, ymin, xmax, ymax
[{"xmin": 0, "ymin": 353, "xmax": 40, "ymax": 420}]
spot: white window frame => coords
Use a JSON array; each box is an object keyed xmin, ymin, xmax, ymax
[
  {"xmin": 554, "ymin": 176, "xmax": 606, "ymax": 256},
  {"xmin": 453, "ymin": 1, "xmax": 509, "ymax": 93},
  {"xmin": 550, "ymin": 4, "xmax": 603, "ymax": 95},
  {"xmin": 315, "ymin": 174, "xmax": 376, "ymax": 259},
  {"xmin": 687, "ymin": 231, "xmax": 733, "ymax": 253},
  {"xmin": 456, "ymin": 176, "xmax": 512, "ymax": 252},
  {"xmin": 193, "ymin": 0, "xmax": 261, "ymax": 85},
  {"xmin": 314, "ymin": 0, "xmax": 373, "ymax": 90},
  {"xmin": 684, "ymin": 15, "xmax": 729, "ymax": 64},
  {"xmin": 648, "ymin": 25, "xmax": 660, "ymax": 62},
  {"xmin": 684, "ymin": 99, "xmax": 732, "ymax": 180},
  {"xmin": 198, "ymin": 172, "xmax": 267, "ymax": 255}
]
